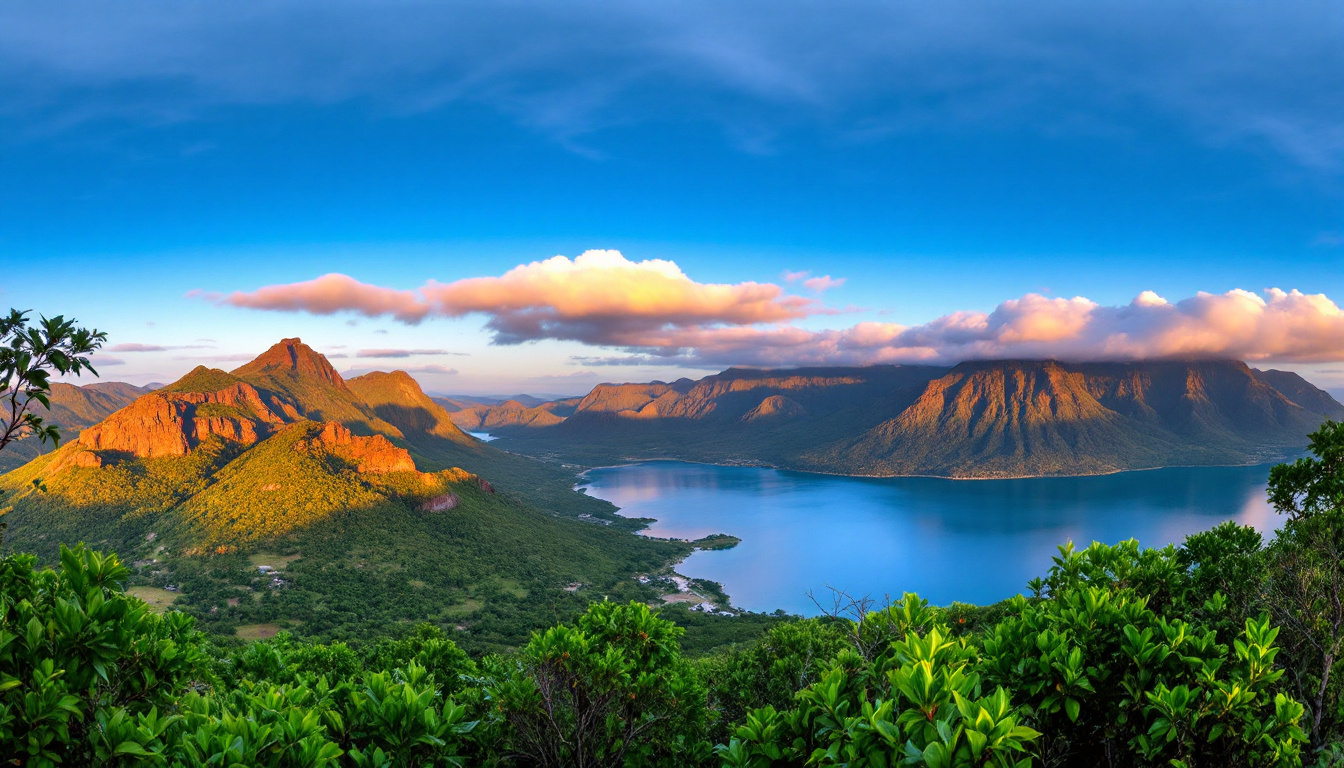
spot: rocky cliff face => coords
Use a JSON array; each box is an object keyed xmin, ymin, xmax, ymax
[
  {"xmin": 807, "ymin": 359, "xmax": 1330, "ymax": 477},
  {"xmin": 308, "ymin": 421, "xmax": 417, "ymax": 474},
  {"xmin": 0, "ymin": 381, "xmax": 153, "ymax": 473},
  {"xmin": 73, "ymin": 381, "xmax": 295, "ymax": 461}
]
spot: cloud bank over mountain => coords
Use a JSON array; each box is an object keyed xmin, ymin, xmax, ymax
[{"xmin": 209, "ymin": 251, "xmax": 1344, "ymax": 367}]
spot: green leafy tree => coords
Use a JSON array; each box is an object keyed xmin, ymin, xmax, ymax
[
  {"xmin": 980, "ymin": 541, "xmax": 1305, "ymax": 767},
  {"xmin": 488, "ymin": 600, "xmax": 709, "ymax": 768},
  {"xmin": 718, "ymin": 593, "xmax": 1041, "ymax": 768},
  {"xmin": 0, "ymin": 544, "xmax": 209, "ymax": 765},
  {"xmin": 0, "ymin": 309, "xmax": 106, "ymax": 453},
  {"xmin": 699, "ymin": 617, "xmax": 848, "ymax": 742},
  {"xmin": 1266, "ymin": 420, "xmax": 1344, "ymax": 748}
]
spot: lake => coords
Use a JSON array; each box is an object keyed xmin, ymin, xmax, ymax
[{"xmin": 577, "ymin": 461, "xmax": 1279, "ymax": 615}]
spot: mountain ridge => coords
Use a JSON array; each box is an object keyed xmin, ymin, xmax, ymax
[
  {"xmin": 0, "ymin": 338, "xmax": 686, "ymax": 648},
  {"xmin": 464, "ymin": 359, "xmax": 1344, "ymax": 478}
]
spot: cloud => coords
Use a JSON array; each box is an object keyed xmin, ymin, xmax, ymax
[
  {"xmin": 198, "ymin": 275, "xmax": 429, "ymax": 323},
  {"xmin": 803, "ymin": 275, "xmax": 845, "ymax": 292},
  {"xmin": 783, "ymin": 270, "xmax": 845, "ymax": 292},
  {"xmin": 109, "ymin": 342, "xmax": 210, "ymax": 352},
  {"xmin": 632, "ymin": 288, "xmax": 1344, "ymax": 367},
  {"xmin": 87, "ymin": 355, "xmax": 125, "ymax": 367},
  {"xmin": 206, "ymin": 253, "xmax": 1344, "ymax": 368},
  {"xmin": 175, "ymin": 352, "xmax": 261, "ymax": 363},
  {"xmin": 355, "ymin": 348, "xmax": 460, "ymax": 358},
  {"xmin": 1313, "ymin": 232, "xmax": 1344, "ymax": 248},
  {"xmin": 213, "ymin": 249, "xmax": 820, "ymax": 346}
]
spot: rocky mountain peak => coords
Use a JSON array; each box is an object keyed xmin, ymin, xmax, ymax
[{"xmin": 233, "ymin": 338, "xmax": 347, "ymax": 389}]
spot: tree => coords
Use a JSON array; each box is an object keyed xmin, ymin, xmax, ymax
[
  {"xmin": 1266, "ymin": 420, "xmax": 1344, "ymax": 748},
  {"xmin": 488, "ymin": 600, "xmax": 709, "ymax": 768},
  {"xmin": 0, "ymin": 308, "xmax": 106, "ymax": 453}
]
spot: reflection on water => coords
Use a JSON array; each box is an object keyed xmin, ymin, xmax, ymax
[
  {"xmin": 468, "ymin": 432, "xmax": 498, "ymax": 442},
  {"xmin": 579, "ymin": 461, "xmax": 1277, "ymax": 615}
]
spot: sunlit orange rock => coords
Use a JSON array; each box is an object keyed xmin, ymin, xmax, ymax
[{"xmin": 312, "ymin": 421, "xmax": 417, "ymax": 473}]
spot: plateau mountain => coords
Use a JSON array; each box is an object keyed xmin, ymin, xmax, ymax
[{"xmin": 459, "ymin": 360, "xmax": 1344, "ymax": 478}]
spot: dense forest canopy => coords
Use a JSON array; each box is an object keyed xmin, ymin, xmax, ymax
[{"xmin": 2, "ymin": 421, "xmax": 1343, "ymax": 766}]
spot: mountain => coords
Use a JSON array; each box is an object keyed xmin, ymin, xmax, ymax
[
  {"xmin": 0, "ymin": 381, "xmax": 155, "ymax": 473},
  {"xmin": 346, "ymin": 370, "xmax": 478, "ymax": 447},
  {"xmin": 471, "ymin": 360, "xmax": 1344, "ymax": 478},
  {"xmin": 449, "ymin": 397, "xmax": 581, "ymax": 431},
  {"xmin": 431, "ymin": 393, "xmax": 563, "ymax": 414},
  {"xmin": 0, "ymin": 339, "xmax": 685, "ymax": 650}
]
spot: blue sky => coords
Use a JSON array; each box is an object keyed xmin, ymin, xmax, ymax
[{"xmin": 1, "ymin": 1, "xmax": 1341, "ymax": 395}]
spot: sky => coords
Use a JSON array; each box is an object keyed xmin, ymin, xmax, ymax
[{"xmin": 1, "ymin": 1, "xmax": 1341, "ymax": 397}]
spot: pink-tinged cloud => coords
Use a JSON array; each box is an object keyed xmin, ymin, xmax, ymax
[
  {"xmin": 204, "ymin": 254, "xmax": 1344, "ymax": 367},
  {"xmin": 355, "ymin": 348, "xmax": 459, "ymax": 358},
  {"xmin": 212, "ymin": 250, "xmax": 820, "ymax": 345},
  {"xmin": 617, "ymin": 288, "xmax": 1344, "ymax": 367},
  {"xmin": 802, "ymin": 275, "xmax": 846, "ymax": 292},
  {"xmin": 109, "ymin": 342, "xmax": 210, "ymax": 352},
  {"xmin": 207, "ymin": 273, "xmax": 430, "ymax": 324}
]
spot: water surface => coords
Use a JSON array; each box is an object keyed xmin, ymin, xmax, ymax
[{"xmin": 578, "ymin": 461, "xmax": 1276, "ymax": 615}]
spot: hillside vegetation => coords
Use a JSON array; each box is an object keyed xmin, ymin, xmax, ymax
[{"xmin": 0, "ymin": 339, "xmax": 697, "ymax": 650}]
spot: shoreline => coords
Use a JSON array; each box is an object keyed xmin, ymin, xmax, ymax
[{"xmin": 571, "ymin": 453, "xmax": 1293, "ymax": 483}]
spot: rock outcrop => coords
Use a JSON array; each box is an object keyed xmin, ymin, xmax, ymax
[
  {"xmin": 75, "ymin": 381, "xmax": 295, "ymax": 459},
  {"xmin": 419, "ymin": 492, "xmax": 461, "ymax": 512},
  {"xmin": 310, "ymin": 422, "xmax": 417, "ymax": 473}
]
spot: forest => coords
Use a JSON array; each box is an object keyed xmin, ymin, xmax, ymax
[{"xmin": 3, "ymin": 420, "xmax": 1343, "ymax": 767}]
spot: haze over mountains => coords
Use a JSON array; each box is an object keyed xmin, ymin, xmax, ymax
[{"xmin": 456, "ymin": 359, "xmax": 1344, "ymax": 478}]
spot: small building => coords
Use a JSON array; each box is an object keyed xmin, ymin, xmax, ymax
[
  {"xmin": 164, "ymin": 584, "xmax": 178, "ymax": 592},
  {"xmin": 637, "ymin": 575, "xmax": 651, "ymax": 584},
  {"xmin": 691, "ymin": 602, "xmax": 716, "ymax": 613},
  {"xmin": 257, "ymin": 565, "xmax": 275, "ymax": 574}
]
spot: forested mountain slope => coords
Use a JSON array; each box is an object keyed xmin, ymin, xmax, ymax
[{"xmin": 0, "ymin": 339, "xmax": 686, "ymax": 649}]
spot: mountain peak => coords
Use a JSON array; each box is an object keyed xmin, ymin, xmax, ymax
[{"xmin": 233, "ymin": 338, "xmax": 346, "ymax": 388}]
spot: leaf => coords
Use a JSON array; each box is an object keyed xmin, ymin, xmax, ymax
[{"xmin": 1064, "ymin": 698, "xmax": 1080, "ymax": 723}]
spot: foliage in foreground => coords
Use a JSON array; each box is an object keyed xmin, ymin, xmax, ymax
[
  {"xmin": 0, "ymin": 537, "xmax": 1319, "ymax": 768},
  {"xmin": 3, "ymin": 421, "xmax": 1344, "ymax": 766}
]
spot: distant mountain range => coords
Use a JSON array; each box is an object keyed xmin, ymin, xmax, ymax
[
  {"xmin": 453, "ymin": 359, "xmax": 1344, "ymax": 478},
  {"xmin": 0, "ymin": 339, "xmax": 683, "ymax": 647},
  {"xmin": 0, "ymin": 381, "xmax": 156, "ymax": 474}
]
